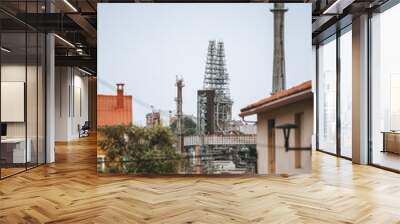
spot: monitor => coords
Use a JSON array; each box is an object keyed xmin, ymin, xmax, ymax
[{"xmin": 1, "ymin": 123, "xmax": 7, "ymax": 137}]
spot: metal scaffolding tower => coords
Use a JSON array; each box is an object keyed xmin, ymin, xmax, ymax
[
  {"xmin": 175, "ymin": 77, "xmax": 184, "ymax": 153},
  {"xmin": 271, "ymin": 2, "xmax": 287, "ymax": 94},
  {"xmin": 198, "ymin": 40, "xmax": 233, "ymax": 134}
]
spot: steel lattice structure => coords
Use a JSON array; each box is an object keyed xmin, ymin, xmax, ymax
[{"xmin": 198, "ymin": 40, "xmax": 233, "ymax": 135}]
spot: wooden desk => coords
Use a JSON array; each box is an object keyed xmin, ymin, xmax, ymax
[{"xmin": 382, "ymin": 131, "xmax": 400, "ymax": 154}]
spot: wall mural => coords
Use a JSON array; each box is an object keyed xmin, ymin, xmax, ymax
[{"xmin": 97, "ymin": 3, "xmax": 312, "ymax": 175}]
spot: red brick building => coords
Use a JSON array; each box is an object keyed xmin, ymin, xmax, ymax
[{"xmin": 97, "ymin": 83, "xmax": 133, "ymax": 127}]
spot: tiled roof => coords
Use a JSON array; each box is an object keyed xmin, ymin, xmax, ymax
[{"xmin": 240, "ymin": 80, "xmax": 312, "ymax": 117}]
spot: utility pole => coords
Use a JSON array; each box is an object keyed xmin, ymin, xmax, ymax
[
  {"xmin": 271, "ymin": 2, "xmax": 287, "ymax": 94},
  {"xmin": 175, "ymin": 77, "xmax": 184, "ymax": 153}
]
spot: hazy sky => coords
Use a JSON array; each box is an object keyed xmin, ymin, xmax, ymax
[{"xmin": 98, "ymin": 3, "xmax": 312, "ymax": 126}]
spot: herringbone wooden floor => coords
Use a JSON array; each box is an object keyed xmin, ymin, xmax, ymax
[{"xmin": 1, "ymin": 136, "xmax": 400, "ymax": 224}]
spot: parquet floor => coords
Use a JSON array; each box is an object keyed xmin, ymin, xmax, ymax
[{"xmin": 1, "ymin": 136, "xmax": 400, "ymax": 224}]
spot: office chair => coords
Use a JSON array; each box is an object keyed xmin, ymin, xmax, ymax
[{"xmin": 79, "ymin": 121, "xmax": 90, "ymax": 138}]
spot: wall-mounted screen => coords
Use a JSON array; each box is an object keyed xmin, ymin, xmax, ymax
[{"xmin": 1, "ymin": 82, "xmax": 25, "ymax": 122}]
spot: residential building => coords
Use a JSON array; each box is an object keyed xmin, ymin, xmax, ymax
[
  {"xmin": 240, "ymin": 81, "xmax": 313, "ymax": 175},
  {"xmin": 146, "ymin": 111, "xmax": 162, "ymax": 127}
]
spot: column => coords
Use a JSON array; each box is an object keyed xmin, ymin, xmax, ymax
[{"xmin": 352, "ymin": 14, "xmax": 369, "ymax": 164}]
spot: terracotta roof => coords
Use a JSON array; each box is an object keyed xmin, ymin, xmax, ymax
[{"xmin": 240, "ymin": 80, "xmax": 312, "ymax": 117}]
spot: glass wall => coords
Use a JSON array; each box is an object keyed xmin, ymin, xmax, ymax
[
  {"xmin": 0, "ymin": 31, "xmax": 28, "ymax": 177},
  {"xmin": 317, "ymin": 26, "xmax": 353, "ymax": 159},
  {"xmin": 339, "ymin": 29, "xmax": 352, "ymax": 158},
  {"xmin": 318, "ymin": 36, "xmax": 337, "ymax": 154},
  {"xmin": 371, "ymin": 4, "xmax": 400, "ymax": 171},
  {"xmin": 0, "ymin": 2, "xmax": 46, "ymax": 179}
]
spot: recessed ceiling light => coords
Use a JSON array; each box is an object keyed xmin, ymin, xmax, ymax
[
  {"xmin": 78, "ymin": 67, "xmax": 93, "ymax": 76},
  {"xmin": 54, "ymin": 34, "xmax": 75, "ymax": 48},
  {"xmin": 1, "ymin": 47, "xmax": 11, "ymax": 53},
  {"xmin": 63, "ymin": 0, "xmax": 78, "ymax": 12},
  {"xmin": 322, "ymin": 0, "xmax": 353, "ymax": 15}
]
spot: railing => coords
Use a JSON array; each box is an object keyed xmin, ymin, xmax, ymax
[
  {"xmin": 97, "ymin": 152, "xmax": 257, "ymax": 175},
  {"xmin": 184, "ymin": 135, "xmax": 256, "ymax": 146}
]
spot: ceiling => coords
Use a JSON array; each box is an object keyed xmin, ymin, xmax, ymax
[{"xmin": 0, "ymin": 0, "xmax": 393, "ymax": 75}]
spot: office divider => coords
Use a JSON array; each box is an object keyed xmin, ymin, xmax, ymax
[{"xmin": 0, "ymin": 1, "xmax": 46, "ymax": 179}]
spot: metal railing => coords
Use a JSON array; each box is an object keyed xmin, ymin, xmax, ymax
[
  {"xmin": 184, "ymin": 135, "xmax": 256, "ymax": 146},
  {"xmin": 97, "ymin": 152, "xmax": 257, "ymax": 175}
]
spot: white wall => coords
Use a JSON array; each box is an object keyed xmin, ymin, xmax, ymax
[
  {"xmin": 256, "ymin": 113, "xmax": 268, "ymax": 174},
  {"xmin": 55, "ymin": 67, "xmax": 68, "ymax": 141},
  {"xmin": 55, "ymin": 67, "xmax": 89, "ymax": 141},
  {"xmin": 1, "ymin": 65, "xmax": 26, "ymax": 139},
  {"xmin": 1, "ymin": 63, "xmax": 46, "ymax": 164},
  {"xmin": 1, "ymin": 65, "xmax": 42, "ymax": 138}
]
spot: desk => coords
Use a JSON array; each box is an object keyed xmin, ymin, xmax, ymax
[
  {"xmin": 382, "ymin": 131, "xmax": 400, "ymax": 154},
  {"xmin": 1, "ymin": 138, "xmax": 31, "ymax": 164}
]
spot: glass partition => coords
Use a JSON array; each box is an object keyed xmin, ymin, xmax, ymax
[
  {"xmin": 0, "ymin": 2, "xmax": 46, "ymax": 179},
  {"xmin": 318, "ymin": 36, "xmax": 337, "ymax": 154},
  {"xmin": 1, "ymin": 31, "xmax": 28, "ymax": 177},
  {"xmin": 339, "ymin": 29, "xmax": 352, "ymax": 158},
  {"xmin": 371, "ymin": 4, "xmax": 400, "ymax": 171}
]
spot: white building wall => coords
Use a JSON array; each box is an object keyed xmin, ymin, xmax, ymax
[{"xmin": 256, "ymin": 112, "xmax": 269, "ymax": 174}]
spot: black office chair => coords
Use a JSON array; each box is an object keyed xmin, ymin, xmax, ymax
[{"xmin": 79, "ymin": 121, "xmax": 90, "ymax": 138}]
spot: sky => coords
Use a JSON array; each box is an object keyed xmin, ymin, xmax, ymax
[{"xmin": 98, "ymin": 3, "xmax": 312, "ymax": 126}]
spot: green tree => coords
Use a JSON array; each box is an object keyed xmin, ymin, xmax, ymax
[
  {"xmin": 170, "ymin": 116, "xmax": 197, "ymax": 135},
  {"xmin": 98, "ymin": 125, "xmax": 182, "ymax": 174}
]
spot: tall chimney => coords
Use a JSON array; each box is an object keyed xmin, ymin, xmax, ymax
[
  {"xmin": 116, "ymin": 83, "xmax": 124, "ymax": 108},
  {"xmin": 175, "ymin": 77, "xmax": 184, "ymax": 153},
  {"xmin": 271, "ymin": 2, "xmax": 287, "ymax": 94}
]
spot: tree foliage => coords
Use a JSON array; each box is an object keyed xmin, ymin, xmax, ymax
[
  {"xmin": 98, "ymin": 125, "xmax": 182, "ymax": 174},
  {"xmin": 170, "ymin": 116, "xmax": 197, "ymax": 135}
]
